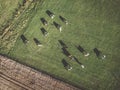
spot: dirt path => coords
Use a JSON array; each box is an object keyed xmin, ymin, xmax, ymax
[{"xmin": 0, "ymin": 55, "xmax": 80, "ymax": 90}]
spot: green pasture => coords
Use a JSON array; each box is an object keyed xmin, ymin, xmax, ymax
[{"xmin": 0, "ymin": 0, "xmax": 120, "ymax": 90}]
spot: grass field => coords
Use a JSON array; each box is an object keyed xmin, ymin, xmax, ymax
[{"xmin": 0, "ymin": 0, "xmax": 120, "ymax": 90}]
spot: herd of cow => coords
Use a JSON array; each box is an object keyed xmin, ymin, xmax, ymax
[{"xmin": 20, "ymin": 10, "xmax": 106, "ymax": 71}]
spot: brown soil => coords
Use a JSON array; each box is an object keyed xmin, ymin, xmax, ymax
[{"xmin": 0, "ymin": 55, "xmax": 80, "ymax": 90}]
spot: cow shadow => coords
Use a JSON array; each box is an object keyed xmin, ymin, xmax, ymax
[
  {"xmin": 93, "ymin": 48, "xmax": 100, "ymax": 57},
  {"xmin": 77, "ymin": 45, "xmax": 85, "ymax": 53},
  {"xmin": 20, "ymin": 35, "xmax": 28, "ymax": 44},
  {"xmin": 58, "ymin": 40, "xmax": 68, "ymax": 48}
]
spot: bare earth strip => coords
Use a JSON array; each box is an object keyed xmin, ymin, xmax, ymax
[{"xmin": 0, "ymin": 55, "xmax": 80, "ymax": 90}]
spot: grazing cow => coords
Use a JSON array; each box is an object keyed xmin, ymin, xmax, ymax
[
  {"xmin": 62, "ymin": 48, "xmax": 71, "ymax": 57},
  {"xmin": 33, "ymin": 38, "xmax": 42, "ymax": 46},
  {"xmin": 40, "ymin": 28, "xmax": 48, "ymax": 36},
  {"xmin": 21, "ymin": 35, "xmax": 29, "ymax": 44},
  {"xmin": 62, "ymin": 48, "xmax": 75, "ymax": 60},
  {"xmin": 93, "ymin": 48, "xmax": 106, "ymax": 59},
  {"xmin": 77, "ymin": 45, "xmax": 89, "ymax": 57},
  {"xmin": 62, "ymin": 48, "xmax": 76, "ymax": 60},
  {"xmin": 62, "ymin": 59, "xmax": 72, "ymax": 70},
  {"xmin": 40, "ymin": 18, "xmax": 48, "ymax": 26},
  {"xmin": 59, "ymin": 15, "xmax": 68, "ymax": 24},
  {"xmin": 46, "ymin": 10, "xmax": 55, "ymax": 19},
  {"xmin": 53, "ymin": 21, "xmax": 62, "ymax": 32}
]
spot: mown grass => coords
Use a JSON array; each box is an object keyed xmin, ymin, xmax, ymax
[{"xmin": 1, "ymin": 0, "xmax": 120, "ymax": 90}]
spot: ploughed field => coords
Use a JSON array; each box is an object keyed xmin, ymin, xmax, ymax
[{"xmin": 0, "ymin": 0, "xmax": 120, "ymax": 90}]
